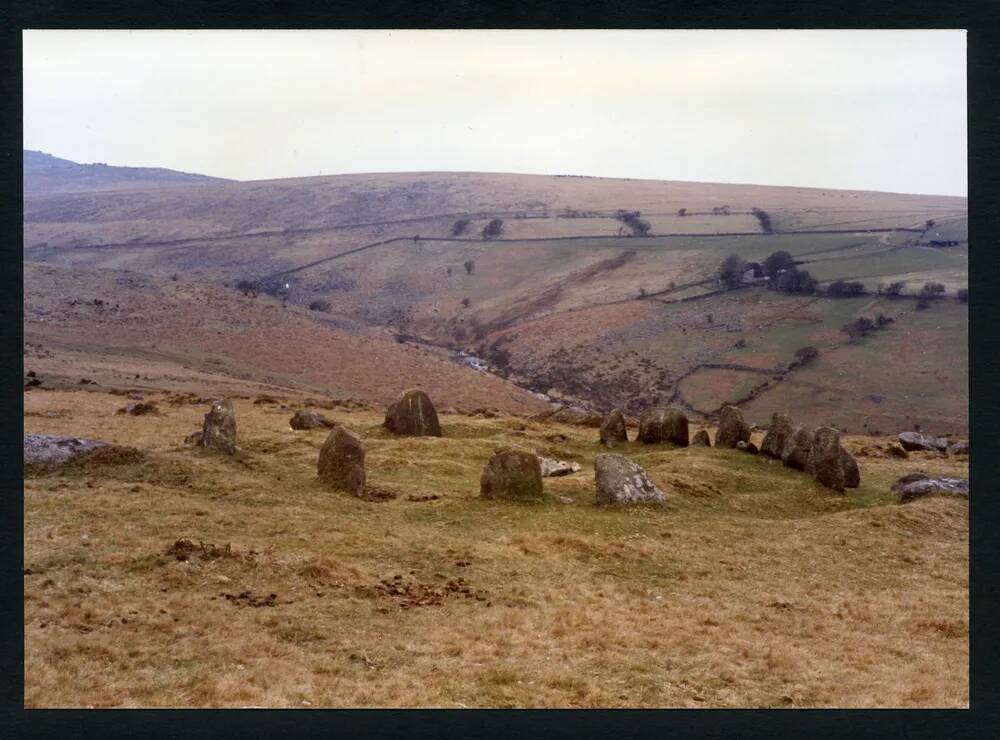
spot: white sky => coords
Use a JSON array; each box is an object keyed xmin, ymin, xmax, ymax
[{"xmin": 23, "ymin": 30, "xmax": 967, "ymax": 196}]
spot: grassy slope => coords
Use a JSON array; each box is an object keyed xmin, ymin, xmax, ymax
[
  {"xmin": 24, "ymin": 390, "xmax": 968, "ymax": 708},
  {"xmin": 23, "ymin": 263, "xmax": 548, "ymax": 415}
]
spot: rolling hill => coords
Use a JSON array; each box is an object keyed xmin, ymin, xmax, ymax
[
  {"xmin": 23, "ymin": 149, "xmax": 233, "ymax": 195},
  {"xmin": 23, "ymin": 154, "xmax": 968, "ymax": 433}
]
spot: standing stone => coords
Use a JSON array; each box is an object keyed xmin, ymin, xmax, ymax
[
  {"xmin": 480, "ymin": 449, "xmax": 543, "ymax": 501},
  {"xmin": 200, "ymin": 399, "xmax": 237, "ymax": 454},
  {"xmin": 715, "ymin": 405, "xmax": 751, "ymax": 449},
  {"xmin": 809, "ymin": 426, "xmax": 845, "ymax": 492},
  {"xmin": 760, "ymin": 412, "xmax": 793, "ymax": 459},
  {"xmin": 691, "ymin": 429, "xmax": 712, "ymax": 447},
  {"xmin": 594, "ymin": 454, "xmax": 666, "ymax": 505},
  {"xmin": 781, "ymin": 425, "xmax": 813, "ymax": 470},
  {"xmin": 840, "ymin": 447, "xmax": 860, "ymax": 488},
  {"xmin": 317, "ymin": 425, "xmax": 366, "ymax": 496},
  {"xmin": 599, "ymin": 409, "xmax": 629, "ymax": 447},
  {"xmin": 384, "ymin": 389, "xmax": 442, "ymax": 437},
  {"xmin": 637, "ymin": 407, "xmax": 689, "ymax": 446}
]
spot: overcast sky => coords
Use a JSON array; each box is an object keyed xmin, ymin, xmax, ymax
[{"xmin": 23, "ymin": 30, "xmax": 967, "ymax": 196}]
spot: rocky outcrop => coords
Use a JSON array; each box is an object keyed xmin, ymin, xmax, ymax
[
  {"xmin": 290, "ymin": 409, "xmax": 336, "ymax": 430},
  {"xmin": 715, "ymin": 405, "xmax": 750, "ymax": 449},
  {"xmin": 760, "ymin": 412, "xmax": 793, "ymax": 459},
  {"xmin": 947, "ymin": 441, "xmax": 969, "ymax": 455},
  {"xmin": 893, "ymin": 473, "xmax": 969, "ymax": 503},
  {"xmin": 480, "ymin": 449, "xmax": 544, "ymax": 500},
  {"xmin": 24, "ymin": 434, "xmax": 108, "ymax": 465},
  {"xmin": 898, "ymin": 432, "xmax": 948, "ymax": 452},
  {"xmin": 690, "ymin": 430, "xmax": 712, "ymax": 447},
  {"xmin": 781, "ymin": 425, "xmax": 813, "ymax": 470},
  {"xmin": 384, "ymin": 389, "xmax": 442, "ymax": 437},
  {"xmin": 808, "ymin": 427, "xmax": 845, "ymax": 492},
  {"xmin": 317, "ymin": 425, "xmax": 366, "ymax": 496},
  {"xmin": 599, "ymin": 409, "xmax": 628, "ymax": 448},
  {"xmin": 594, "ymin": 454, "xmax": 666, "ymax": 505},
  {"xmin": 539, "ymin": 457, "xmax": 582, "ymax": 477},
  {"xmin": 200, "ymin": 399, "xmax": 237, "ymax": 454},
  {"xmin": 637, "ymin": 408, "xmax": 689, "ymax": 446}
]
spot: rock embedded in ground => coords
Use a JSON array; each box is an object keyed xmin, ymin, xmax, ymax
[
  {"xmin": 599, "ymin": 409, "xmax": 628, "ymax": 448},
  {"xmin": 840, "ymin": 447, "xmax": 860, "ymax": 488},
  {"xmin": 715, "ymin": 405, "xmax": 751, "ymax": 449},
  {"xmin": 118, "ymin": 401, "xmax": 157, "ymax": 416},
  {"xmin": 200, "ymin": 399, "xmax": 237, "ymax": 454},
  {"xmin": 538, "ymin": 457, "xmax": 582, "ymax": 477},
  {"xmin": 897, "ymin": 431, "xmax": 949, "ymax": 452},
  {"xmin": 781, "ymin": 425, "xmax": 813, "ymax": 470},
  {"xmin": 947, "ymin": 441, "xmax": 969, "ymax": 455},
  {"xmin": 290, "ymin": 409, "xmax": 336, "ymax": 430},
  {"xmin": 24, "ymin": 434, "xmax": 107, "ymax": 465},
  {"xmin": 690, "ymin": 429, "xmax": 712, "ymax": 447},
  {"xmin": 760, "ymin": 412, "xmax": 793, "ymax": 459},
  {"xmin": 893, "ymin": 473, "xmax": 969, "ymax": 503},
  {"xmin": 808, "ymin": 427, "xmax": 846, "ymax": 492},
  {"xmin": 737, "ymin": 440, "xmax": 759, "ymax": 454},
  {"xmin": 637, "ymin": 407, "xmax": 689, "ymax": 446},
  {"xmin": 480, "ymin": 448, "xmax": 544, "ymax": 501},
  {"xmin": 594, "ymin": 454, "xmax": 666, "ymax": 505},
  {"xmin": 384, "ymin": 389, "xmax": 442, "ymax": 437},
  {"xmin": 547, "ymin": 405, "xmax": 602, "ymax": 427},
  {"xmin": 317, "ymin": 425, "xmax": 367, "ymax": 496}
]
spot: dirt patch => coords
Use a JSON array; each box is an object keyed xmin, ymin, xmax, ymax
[
  {"xmin": 359, "ymin": 574, "xmax": 489, "ymax": 609},
  {"xmin": 165, "ymin": 538, "xmax": 259, "ymax": 564},
  {"xmin": 68, "ymin": 444, "xmax": 145, "ymax": 469},
  {"xmin": 405, "ymin": 494, "xmax": 441, "ymax": 502},
  {"xmin": 360, "ymin": 485, "xmax": 399, "ymax": 502},
  {"xmin": 220, "ymin": 590, "xmax": 280, "ymax": 608}
]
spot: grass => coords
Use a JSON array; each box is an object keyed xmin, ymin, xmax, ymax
[{"xmin": 24, "ymin": 389, "xmax": 968, "ymax": 707}]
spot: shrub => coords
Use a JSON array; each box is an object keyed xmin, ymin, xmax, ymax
[
  {"xmin": 309, "ymin": 299, "xmax": 332, "ymax": 313},
  {"xmin": 481, "ymin": 219, "xmax": 504, "ymax": 239},
  {"xmin": 795, "ymin": 346, "xmax": 819, "ymax": 364},
  {"xmin": 615, "ymin": 209, "xmax": 651, "ymax": 236},
  {"xmin": 921, "ymin": 282, "xmax": 946, "ymax": 299},
  {"xmin": 461, "ymin": 297, "xmax": 471, "ymax": 308},
  {"xmin": 463, "ymin": 259, "xmax": 475, "ymax": 275},
  {"xmin": 762, "ymin": 250, "xmax": 796, "ymax": 278},
  {"xmin": 843, "ymin": 317, "xmax": 876, "ymax": 342},
  {"xmin": 884, "ymin": 281, "xmax": 906, "ymax": 297},
  {"xmin": 751, "ymin": 208, "xmax": 774, "ymax": 233},
  {"xmin": 451, "ymin": 218, "xmax": 471, "ymax": 236},
  {"xmin": 826, "ymin": 280, "xmax": 865, "ymax": 298},
  {"xmin": 774, "ymin": 268, "xmax": 818, "ymax": 294},
  {"xmin": 677, "ymin": 208, "xmax": 687, "ymax": 217},
  {"xmin": 916, "ymin": 297, "xmax": 931, "ymax": 310},
  {"xmin": 957, "ymin": 288, "xmax": 969, "ymax": 303},
  {"xmin": 718, "ymin": 254, "xmax": 748, "ymax": 290},
  {"xmin": 236, "ymin": 279, "xmax": 259, "ymax": 297}
]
